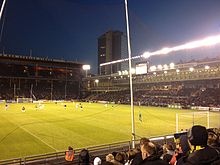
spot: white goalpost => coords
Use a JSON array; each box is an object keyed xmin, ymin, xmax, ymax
[{"xmin": 176, "ymin": 111, "xmax": 210, "ymax": 133}]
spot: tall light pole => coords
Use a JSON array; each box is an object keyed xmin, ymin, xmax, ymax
[
  {"xmin": 0, "ymin": 0, "xmax": 6, "ymax": 22},
  {"xmin": 82, "ymin": 65, "xmax": 91, "ymax": 77},
  {"xmin": 125, "ymin": 0, "xmax": 135, "ymax": 148}
]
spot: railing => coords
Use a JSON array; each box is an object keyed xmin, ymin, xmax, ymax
[{"xmin": 0, "ymin": 135, "xmax": 174, "ymax": 165}]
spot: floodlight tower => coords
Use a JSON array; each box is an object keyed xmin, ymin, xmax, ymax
[
  {"xmin": 124, "ymin": 0, "xmax": 135, "ymax": 148},
  {"xmin": 82, "ymin": 65, "xmax": 91, "ymax": 77}
]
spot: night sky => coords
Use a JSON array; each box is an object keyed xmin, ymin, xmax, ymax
[{"xmin": 1, "ymin": 0, "xmax": 220, "ymax": 73}]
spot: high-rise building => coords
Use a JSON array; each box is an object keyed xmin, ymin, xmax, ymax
[{"xmin": 98, "ymin": 30, "xmax": 127, "ymax": 75}]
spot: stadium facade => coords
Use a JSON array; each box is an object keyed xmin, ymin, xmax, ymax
[{"xmin": 0, "ymin": 54, "xmax": 84, "ymax": 101}]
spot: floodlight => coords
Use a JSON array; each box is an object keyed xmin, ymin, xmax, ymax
[
  {"xmin": 82, "ymin": 65, "xmax": 91, "ymax": 70},
  {"xmin": 176, "ymin": 69, "xmax": 180, "ymax": 73},
  {"xmin": 163, "ymin": 64, "xmax": 168, "ymax": 70},
  {"xmin": 157, "ymin": 65, "xmax": 163, "ymax": 70},
  {"xmin": 170, "ymin": 63, "xmax": 175, "ymax": 69},
  {"xmin": 189, "ymin": 67, "xmax": 194, "ymax": 72},
  {"xmin": 205, "ymin": 65, "xmax": 210, "ymax": 70},
  {"xmin": 95, "ymin": 79, "xmax": 99, "ymax": 83},
  {"xmin": 100, "ymin": 33, "xmax": 220, "ymax": 67},
  {"xmin": 124, "ymin": 70, "xmax": 128, "ymax": 75},
  {"xmin": 83, "ymin": 65, "xmax": 91, "ymax": 77},
  {"xmin": 150, "ymin": 65, "xmax": 156, "ymax": 72},
  {"xmin": 143, "ymin": 51, "xmax": 151, "ymax": 59},
  {"xmin": 130, "ymin": 68, "xmax": 136, "ymax": 74}
]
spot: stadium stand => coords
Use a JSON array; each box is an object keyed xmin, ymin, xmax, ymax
[
  {"xmin": 83, "ymin": 58, "xmax": 220, "ymax": 108},
  {"xmin": 0, "ymin": 54, "xmax": 83, "ymax": 101}
]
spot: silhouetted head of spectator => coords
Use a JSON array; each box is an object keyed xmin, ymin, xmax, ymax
[
  {"xmin": 126, "ymin": 149, "xmax": 138, "ymax": 161},
  {"xmin": 163, "ymin": 143, "xmax": 174, "ymax": 154},
  {"xmin": 68, "ymin": 146, "xmax": 73, "ymax": 151},
  {"xmin": 111, "ymin": 151, "xmax": 117, "ymax": 157},
  {"xmin": 180, "ymin": 134, "xmax": 190, "ymax": 154},
  {"xmin": 187, "ymin": 125, "xmax": 208, "ymax": 147},
  {"xmin": 207, "ymin": 129, "xmax": 219, "ymax": 147},
  {"xmin": 115, "ymin": 152, "xmax": 125, "ymax": 164},
  {"xmin": 79, "ymin": 148, "xmax": 90, "ymax": 165}
]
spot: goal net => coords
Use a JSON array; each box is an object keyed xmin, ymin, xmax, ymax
[{"xmin": 176, "ymin": 111, "xmax": 220, "ymax": 133}]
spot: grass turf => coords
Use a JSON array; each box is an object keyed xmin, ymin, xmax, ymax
[{"xmin": 0, "ymin": 102, "xmax": 219, "ymax": 160}]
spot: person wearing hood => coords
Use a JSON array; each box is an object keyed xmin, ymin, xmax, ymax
[{"xmin": 177, "ymin": 125, "xmax": 220, "ymax": 165}]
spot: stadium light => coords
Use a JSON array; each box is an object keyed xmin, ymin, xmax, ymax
[
  {"xmin": 100, "ymin": 33, "xmax": 220, "ymax": 67},
  {"xmin": 164, "ymin": 71, "xmax": 168, "ymax": 74},
  {"xmin": 205, "ymin": 65, "xmax": 210, "ymax": 70},
  {"xmin": 130, "ymin": 68, "xmax": 136, "ymax": 74},
  {"xmin": 149, "ymin": 65, "xmax": 156, "ymax": 72},
  {"xmin": 94, "ymin": 79, "xmax": 99, "ymax": 87},
  {"xmin": 176, "ymin": 69, "xmax": 180, "ymax": 73},
  {"xmin": 143, "ymin": 51, "xmax": 150, "ymax": 58},
  {"xmin": 82, "ymin": 65, "xmax": 90, "ymax": 77},
  {"xmin": 157, "ymin": 65, "xmax": 163, "ymax": 70},
  {"xmin": 163, "ymin": 64, "xmax": 168, "ymax": 70},
  {"xmin": 124, "ymin": 70, "xmax": 128, "ymax": 75},
  {"xmin": 189, "ymin": 67, "xmax": 194, "ymax": 72},
  {"xmin": 170, "ymin": 63, "xmax": 175, "ymax": 69}
]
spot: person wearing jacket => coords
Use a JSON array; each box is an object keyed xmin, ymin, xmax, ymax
[
  {"xmin": 140, "ymin": 142, "xmax": 168, "ymax": 165},
  {"xmin": 177, "ymin": 125, "xmax": 220, "ymax": 165}
]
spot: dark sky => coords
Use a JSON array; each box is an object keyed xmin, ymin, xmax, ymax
[{"xmin": 1, "ymin": 0, "xmax": 220, "ymax": 73}]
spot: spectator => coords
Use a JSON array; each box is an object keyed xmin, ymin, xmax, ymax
[
  {"xmin": 111, "ymin": 152, "xmax": 125, "ymax": 165},
  {"xmin": 93, "ymin": 157, "xmax": 101, "ymax": 165},
  {"xmin": 79, "ymin": 148, "xmax": 90, "ymax": 165},
  {"xmin": 170, "ymin": 134, "xmax": 190, "ymax": 165},
  {"xmin": 140, "ymin": 142, "xmax": 168, "ymax": 165},
  {"xmin": 125, "ymin": 149, "xmax": 138, "ymax": 165},
  {"xmin": 131, "ymin": 137, "xmax": 150, "ymax": 165},
  {"xmin": 207, "ymin": 129, "xmax": 220, "ymax": 147},
  {"xmin": 161, "ymin": 143, "xmax": 174, "ymax": 163},
  {"xmin": 106, "ymin": 154, "xmax": 114, "ymax": 162},
  {"xmin": 65, "ymin": 146, "xmax": 74, "ymax": 162},
  {"xmin": 177, "ymin": 125, "xmax": 220, "ymax": 165}
]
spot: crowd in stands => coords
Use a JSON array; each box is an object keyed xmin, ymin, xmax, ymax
[
  {"xmin": 86, "ymin": 87, "xmax": 220, "ymax": 108},
  {"xmin": 0, "ymin": 79, "xmax": 79, "ymax": 100},
  {"xmin": 69, "ymin": 125, "xmax": 220, "ymax": 165}
]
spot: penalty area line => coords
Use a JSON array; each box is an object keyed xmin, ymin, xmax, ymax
[{"xmin": 19, "ymin": 125, "xmax": 58, "ymax": 152}]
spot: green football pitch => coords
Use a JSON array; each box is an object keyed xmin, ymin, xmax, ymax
[{"xmin": 0, "ymin": 102, "xmax": 219, "ymax": 160}]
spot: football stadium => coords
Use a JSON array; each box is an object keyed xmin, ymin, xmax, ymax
[
  {"xmin": 1, "ymin": 0, "xmax": 220, "ymax": 165},
  {"xmin": 0, "ymin": 53, "xmax": 220, "ymax": 164}
]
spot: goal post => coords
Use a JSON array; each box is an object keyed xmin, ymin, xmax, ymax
[{"xmin": 176, "ymin": 111, "xmax": 210, "ymax": 133}]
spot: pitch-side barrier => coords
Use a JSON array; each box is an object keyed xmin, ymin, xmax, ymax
[{"xmin": 0, "ymin": 135, "xmax": 174, "ymax": 165}]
